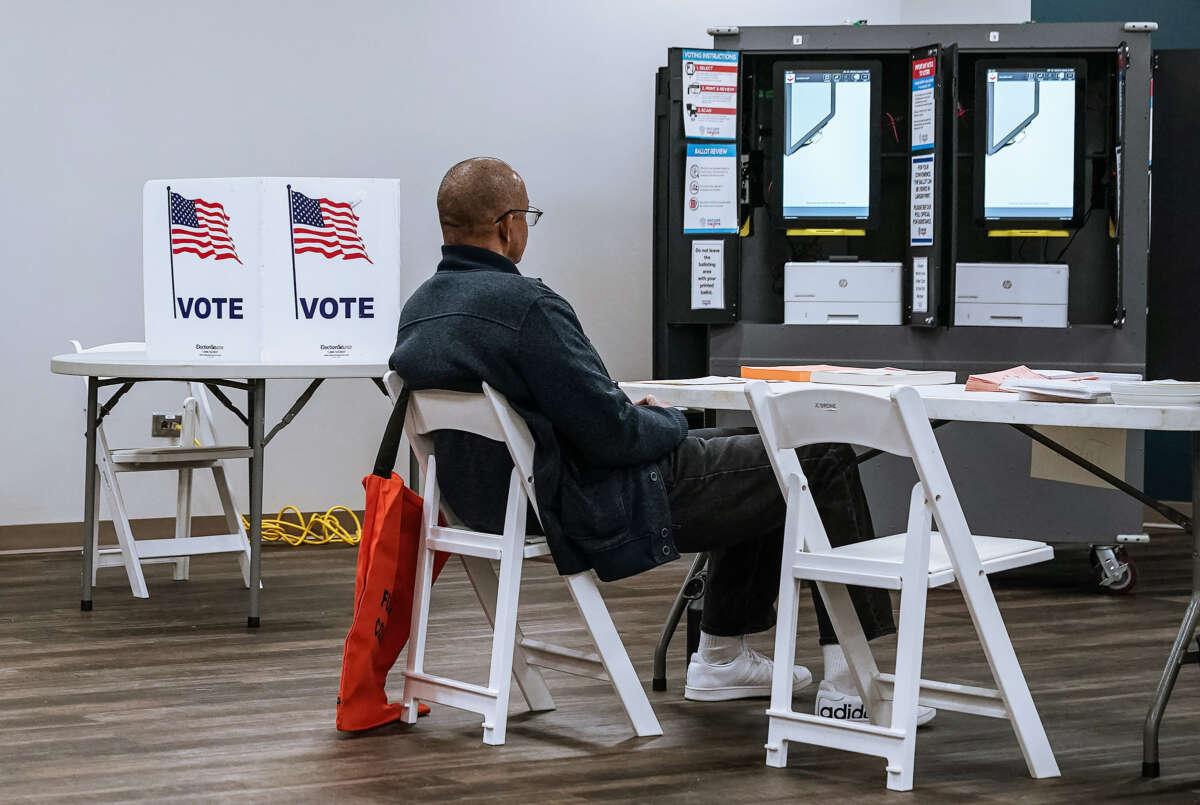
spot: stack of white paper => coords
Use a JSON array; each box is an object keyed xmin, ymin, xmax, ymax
[
  {"xmin": 649, "ymin": 376, "xmax": 747, "ymax": 386},
  {"xmin": 999, "ymin": 378, "xmax": 1115, "ymax": 403},
  {"xmin": 1033, "ymin": 369, "xmax": 1143, "ymax": 382},
  {"xmin": 809, "ymin": 368, "xmax": 956, "ymax": 386},
  {"xmin": 1111, "ymin": 380, "xmax": 1200, "ymax": 406}
]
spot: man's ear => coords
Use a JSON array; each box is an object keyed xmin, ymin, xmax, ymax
[{"xmin": 495, "ymin": 215, "xmax": 513, "ymax": 248}]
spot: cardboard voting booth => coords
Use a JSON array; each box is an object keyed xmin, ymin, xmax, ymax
[{"xmin": 143, "ymin": 178, "xmax": 401, "ymax": 362}]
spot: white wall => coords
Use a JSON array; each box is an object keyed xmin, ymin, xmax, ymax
[
  {"xmin": 899, "ymin": 0, "xmax": 1029, "ymax": 23},
  {"xmin": 0, "ymin": 0, "xmax": 1027, "ymax": 527}
]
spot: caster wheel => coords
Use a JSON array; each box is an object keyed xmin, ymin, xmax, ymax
[{"xmin": 1091, "ymin": 546, "xmax": 1138, "ymax": 594}]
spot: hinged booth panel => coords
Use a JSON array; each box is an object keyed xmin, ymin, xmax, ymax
[
  {"xmin": 905, "ymin": 43, "xmax": 954, "ymax": 327},
  {"xmin": 659, "ymin": 47, "xmax": 741, "ymax": 326}
]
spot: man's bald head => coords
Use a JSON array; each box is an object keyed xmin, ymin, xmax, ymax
[
  {"xmin": 436, "ymin": 157, "xmax": 530, "ymax": 262},
  {"xmin": 438, "ymin": 157, "xmax": 526, "ymax": 232}
]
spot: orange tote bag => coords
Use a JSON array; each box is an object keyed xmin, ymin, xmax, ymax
[{"xmin": 336, "ymin": 385, "xmax": 449, "ymax": 731}]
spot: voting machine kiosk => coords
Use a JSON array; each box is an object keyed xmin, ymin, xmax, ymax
[{"xmin": 652, "ymin": 22, "xmax": 1154, "ymax": 560}]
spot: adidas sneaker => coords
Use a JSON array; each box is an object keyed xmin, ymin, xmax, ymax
[
  {"xmin": 814, "ymin": 680, "xmax": 936, "ymax": 726},
  {"xmin": 684, "ymin": 646, "xmax": 813, "ymax": 702}
]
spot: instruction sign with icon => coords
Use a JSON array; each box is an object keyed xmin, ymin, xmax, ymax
[
  {"xmin": 681, "ymin": 49, "xmax": 739, "ymax": 140},
  {"xmin": 683, "ymin": 143, "xmax": 738, "ymax": 233}
]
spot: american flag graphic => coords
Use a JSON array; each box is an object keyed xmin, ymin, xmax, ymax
[
  {"xmin": 169, "ymin": 192, "xmax": 241, "ymax": 263},
  {"xmin": 290, "ymin": 189, "xmax": 372, "ymax": 262}
]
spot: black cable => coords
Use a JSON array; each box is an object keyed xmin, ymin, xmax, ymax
[{"xmin": 1054, "ymin": 207, "xmax": 1095, "ymax": 262}]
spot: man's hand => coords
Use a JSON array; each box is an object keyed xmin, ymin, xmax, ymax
[{"xmin": 634, "ymin": 394, "xmax": 674, "ymax": 408}]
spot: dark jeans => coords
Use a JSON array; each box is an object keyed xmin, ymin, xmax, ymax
[{"xmin": 659, "ymin": 427, "xmax": 896, "ymax": 643}]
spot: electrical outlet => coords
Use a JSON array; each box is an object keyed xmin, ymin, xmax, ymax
[{"xmin": 151, "ymin": 413, "xmax": 183, "ymax": 438}]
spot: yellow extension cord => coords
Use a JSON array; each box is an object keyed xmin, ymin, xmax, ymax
[
  {"xmin": 240, "ymin": 506, "xmax": 362, "ymax": 547},
  {"xmin": 188, "ymin": 435, "xmax": 363, "ymax": 546}
]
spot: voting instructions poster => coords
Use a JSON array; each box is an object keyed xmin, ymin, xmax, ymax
[
  {"xmin": 682, "ymin": 49, "xmax": 738, "ymax": 140},
  {"xmin": 691, "ymin": 240, "xmax": 725, "ymax": 310},
  {"xmin": 684, "ymin": 143, "xmax": 738, "ymax": 234},
  {"xmin": 910, "ymin": 56, "xmax": 936, "ymax": 151}
]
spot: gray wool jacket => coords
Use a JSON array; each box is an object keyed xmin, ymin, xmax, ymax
[{"xmin": 388, "ymin": 244, "xmax": 688, "ymax": 581}]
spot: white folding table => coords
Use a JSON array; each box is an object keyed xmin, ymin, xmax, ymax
[
  {"xmin": 51, "ymin": 350, "xmax": 388, "ymax": 627},
  {"xmin": 621, "ymin": 379, "xmax": 1200, "ymax": 778}
]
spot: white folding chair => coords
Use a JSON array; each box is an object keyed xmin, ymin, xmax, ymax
[
  {"xmin": 382, "ymin": 371, "xmax": 661, "ymax": 745},
  {"xmin": 747, "ymin": 380, "xmax": 1059, "ymax": 791},
  {"xmin": 73, "ymin": 341, "xmax": 252, "ymax": 598}
]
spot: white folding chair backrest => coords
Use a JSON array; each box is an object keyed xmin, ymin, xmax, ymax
[
  {"xmin": 748, "ymin": 382, "xmax": 915, "ymax": 476},
  {"xmin": 383, "ymin": 371, "xmax": 540, "ymax": 522},
  {"xmin": 70, "ymin": 339, "xmax": 144, "ymax": 391},
  {"xmin": 750, "ymin": 382, "xmax": 916, "ymax": 550},
  {"xmin": 71, "ymin": 340, "xmax": 144, "ymax": 354},
  {"xmin": 72, "ymin": 340, "xmax": 216, "ymax": 448},
  {"xmin": 72, "ymin": 341, "xmax": 149, "ymax": 450},
  {"xmin": 748, "ymin": 381, "xmax": 963, "ymax": 509},
  {"xmin": 748, "ymin": 380, "xmax": 970, "ymax": 556}
]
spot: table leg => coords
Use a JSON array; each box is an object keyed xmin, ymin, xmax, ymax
[
  {"xmin": 1142, "ymin": 431, "xmax": 1200, "ymax": 777},
  {"xmin": 80, "ymin": 377, "xmax": 98, "ymax": 612},
  {"xmin": 247, "ymin": 379, "xmax": 265, "ymax": 628},
  {"xmin": 652, "ymin": 552, "xmax": 707, "ymax": 691}
]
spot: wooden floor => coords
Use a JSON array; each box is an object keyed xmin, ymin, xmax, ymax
[{"xmin": 1, "ymin": 538, "xmax": 1198, "ymax": 803}]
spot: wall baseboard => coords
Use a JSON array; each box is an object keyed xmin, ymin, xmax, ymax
[{"xmin": 0, "ymin": 512, "xmax": 363, "ymax": 555}]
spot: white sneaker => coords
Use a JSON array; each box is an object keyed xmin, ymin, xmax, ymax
[
  {"xmin": 813, "ymin": 680, "xmax": 937, "ymax": 726},
  {"xmin": 684, "ymin": 647, "xmax": 813, "ymax": 701}
]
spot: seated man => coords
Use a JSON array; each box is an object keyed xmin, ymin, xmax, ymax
[{"xmin": 390, "ymin": 157, "xmax": 932, "ymax": 722}]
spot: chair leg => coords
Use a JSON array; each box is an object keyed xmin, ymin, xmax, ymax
[
  {"xmin": 482, "ymin": 542, "xmax": 525, "ymax": 745},
  {"xmin": 765, "ymin": 575, "xmax": 802, "ymax": 769},
  {"xmin": 958, "ymin": 569, "xmax": 1060, "ymax": 779},
  {"xmin": 173, "ymin": 467, "xmax": 193, "ymax": 581},
  {"xmin": 910, "ymin": 406, "xmax": 1059, "ymax": 781},
  {"xmin": 461, "ymin": 555, "xmax": 556, "ymax": 713},
  {"xmin": 886, "ymin": 583, "xmax": 929, "ymax": 791},
  {"xmin": 101, "ymin": 459, "xmax": 149, "ymax": 599},
  {"xmin": 565, "ymin": 571, "xmax": 662, "ymax": 737},
  {"xmin": 400, "ymin": 541, "xmax": 437, "ymax": 725},
  {"xmin": 196, "ymin": 387, "xmax": 251, "ymax": 587},
  {"xmin": 212, "ymin": 463, "xmax": 251, "ymax": 588},
  {"xmin": 886, "ymin": 489, "xmax": 934, "ymax": 792}
]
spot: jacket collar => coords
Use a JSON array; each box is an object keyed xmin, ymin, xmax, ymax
[{"xmin": 437, "ymin": 244, "xmax": 521, "ymax": 275}]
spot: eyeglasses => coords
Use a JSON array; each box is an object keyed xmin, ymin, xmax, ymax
[{"xmin": 494, "ymin": 206, "xmax": 543, "ymax": 227}]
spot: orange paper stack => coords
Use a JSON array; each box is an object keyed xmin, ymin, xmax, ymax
[
  {"xmin": 964, "ymin": 365, "xmax": 1045, "ymax": 392},
  {"xmin": 740, "ymin": 364, "xmax": 854, "ymax": 382}
]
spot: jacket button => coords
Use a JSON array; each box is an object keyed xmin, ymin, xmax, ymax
[
  {"xmin": 650, "ymin": 471, "xmax": 659, "ymax": 481},
  {"xmin": 661, "ymin": 544, "xmax": 671, "ymax": 555},
  {"xmin": 660, "ymin": 527, "xmax": 669, "ymax": 538}
]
